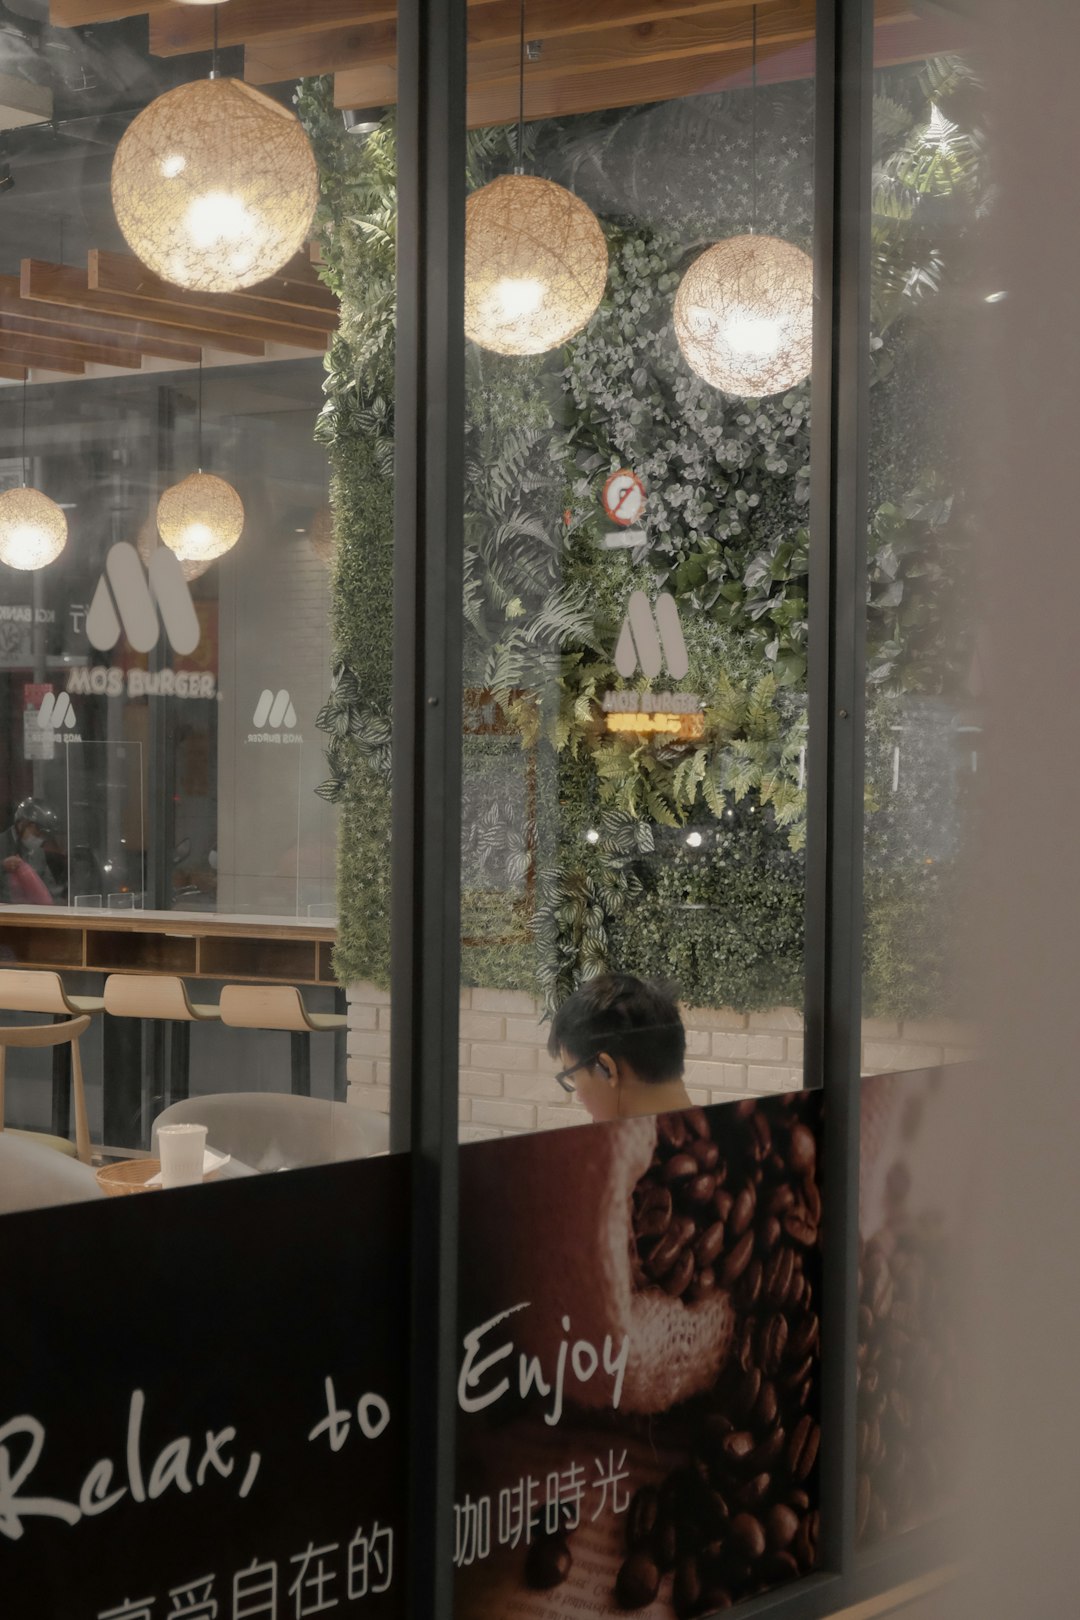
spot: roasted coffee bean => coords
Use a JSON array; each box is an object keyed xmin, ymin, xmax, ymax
[
  {"xmin": 690, "ymin": 1138, "xmax": 721, "ymax": 1173},
  {"xmin": 646, "ymin": 1224, "xmax": 687, "ymax": 1280},
  {"xmin": 789, "ymin": 1311, "xmax": 820, "ymax": 1362},
  {"xmin": 694, "ymin": 1220, "xmax": 726, "ymax": 1268},
  {"xmin": 803, "ymin": 1178, "xmax": 823, "ymax": 1226},
  {"xmin": 766, "ymin": 1503, "xmax": 799, "ymax": 1550},
  {"xmin": 739, "ymin": 1257, "xmax": 763, "ymax": 1309},
  {"xmin": 793, "ymin": 1510, "xmax": 819, "ymax": 1570},
  {"xmin": 713, "ymin": 1187, "xmax": 735, "ymax": 1223},
  {"xmin": 783, "ymin": 1207, "xmax": 818, "ymax": 1247},
  {"xmin": 767, "ymin": 1184, "xmax": 796, "ymax": 1217},
  {"xmin": 788, "ymin": 1123, "xmax": 816, "ymax": 1175},
  {"xmin": 759, "ymin": 1216, "xmax": 782, "ymax": 1253},
  {"xmin": 615, "ymin": 1552, "xmax": 660, "ymax": 1609},
  {"xmin": 525, "ymin": 1534, "xmax": 572, "ymax": 1590},
  {"xmin": 657, "ymin": 1114, "xmax": 688, "ymax": 1150},
  {"xmin": 737, "ymin": 1472, "xmax": 771, "ymax": 1510},
  {"xmin": 789, "ymin": 1416, "xmax": 821, "ymax": 1481},
  {"xmin": 747, "ymin": 1111, "xmax": 772, "ymax": 1161},
  {"xmin": 626, "ymin": 1485, "xmax": 659, "ymax": 1550},
  {"xmin": 721, "ymin": 1430, "xmax": 756, "ymax": 1466},
  {"xmin": 665, "ymin": 1249, "xmax": 696, "ymax": 1298},
  {"xmin": 689, "ymin": 1267, "xmax": 717, "ymax": 1303},
  {"xmin": 687, "ymin": 1173, "xmax": 717, "ymax": 1205},
  {"xmin": 753, "ymin": 1379, "xmax": 779, "ymax": 1429},
  {"xmin": 721, "ymin": 1230, "xmax": 755, "ymax": 1285},
  {"xmin": 730, "ymin": 1184, "xmax": 756, "ymax": 1237},
  {"xmin": 634, "ymin": 1184, "xmax": 673, "ymax": 1238},
  {"xmin": 731, "ymin": 1513, "xmax": 766, "ymax": 1561},
  {"xmin": 760, "ymin": 1312, "xmax": 788, "ymax": 1374},
  {"xmin": 685, "ymin": 1107, "xmax": 712, "ymax": 1140},
  {"xmin": 662, "ymin": 1153, "xmax": 700, "ymax": 1185},
  {"xmin": 673, "ymin": 1556, "xmax": 702, "ymax": 1619},
  {"xmin": 764, "ymin": 1246, "xmax": 796, "ymax": 1307},
  {"xmin": 735, "ymin": 1317, "xmax": 757, "ymax": 1373}
]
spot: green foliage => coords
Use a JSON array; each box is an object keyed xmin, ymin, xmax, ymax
[{"xmin": 300, "ymin": 63, "xmax": 986, "ymax": 1018}]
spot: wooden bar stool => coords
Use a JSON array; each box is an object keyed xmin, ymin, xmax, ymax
[
  {"xmin": 103, "ymin": 974, "xmax": 221, "ymax": 1113},
  {"xmin": 0, "ymin": 1015, "xmax": 93, "ymax": 1164},
  {"xmin": 219, "ymin": 985, "xmax": 348, "ymax": 1098},
  {"xmin": 0, "ymin": 969, "xmax": 105, "ymax": 1144}
]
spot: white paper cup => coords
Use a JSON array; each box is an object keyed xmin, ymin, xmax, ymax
[{"xmin": 158, "ymin": 1123, "xmax": 208, "ymax": 1188}]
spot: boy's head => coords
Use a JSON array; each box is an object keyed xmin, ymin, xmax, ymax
[{"xmin": 548, "ymin": 973, "xmax": 686, "ymax": 1118}]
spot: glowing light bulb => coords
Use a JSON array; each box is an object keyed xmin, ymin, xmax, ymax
[
  {"xmin": 585, "ymin": 829, "xmax": 600, "ymax": 845},
  {"xmin": 686, "ymin": 831, "xmax": 704, "ymax": 848},
  {"xmin": 725, "ymin": 313, "xmax": 783, "ymax": 357},
  {"xmin": 494, "ymin": 277, "xmax": 544, "ymax": 319},
  {"xmin": 161, "ymin": 153, "xmax": 186, "ymax": 179}
]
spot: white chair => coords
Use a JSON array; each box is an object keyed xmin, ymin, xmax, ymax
[
  {"xmin": 103, "ymin": 973, "xmax": 220, "ymax": 1112},
  {"xmin": 151, "ymin": 1092, "xmax": 389, "ymax": 1175}
]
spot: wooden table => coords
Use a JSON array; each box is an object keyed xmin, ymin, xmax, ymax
[{"xmin": 0, "ymin": 907, "xmax": 344, "ymax": 1147}]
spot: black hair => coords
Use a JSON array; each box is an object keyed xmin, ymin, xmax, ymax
[{"xmin": 547, "ymin": 972, "xmax": 686, "ymax": 1085}]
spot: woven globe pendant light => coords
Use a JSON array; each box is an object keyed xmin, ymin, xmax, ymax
[
  {"xmin": 157, "ymin": 472, "xmax": 244, "ymax": 564},
  {"xmin": 465, "ymin": 173, "xmax": 608, "ymax": 356},
  {"xmin": 674, "ymin": 234, "xmax": 814, "ymax": 396},
  {"xmin": 0, "ymin": 379, "xmax": 67, "ymax": 571},
  {"xmin": 111, "ymin": 76, "xmax": 318, "ymax": 293},
  {"xmin": 0, "ymin": 487, "xmax": 67, "ymax": 571},
  {"xmin": 137, "ymin": 515, "xmax": 211, "ymax": 582}
]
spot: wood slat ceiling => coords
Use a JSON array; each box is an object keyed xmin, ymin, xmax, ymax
[
  {"xmin": 48, "ymin": 0, "xmax": 966, "ymax": 127},
  {"xmin": 0, "ymin": 251, "xmax": 332, "ymax": 381}
]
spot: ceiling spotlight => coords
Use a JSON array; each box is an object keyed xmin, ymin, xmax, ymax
[
  {"xmin": 685, "ymin": 831, "xmax": 704, "ymax": 848},
  {"xmin": 342, "ymin": 111, "xmax": 379, "ymax": 137},
  {"xmin": 585, "ymin": 829, "xmax": 600, "ymax": 845},
  {"xmin": 984, "ymin": 290, "xmax": 1008, "ymax": 304}
]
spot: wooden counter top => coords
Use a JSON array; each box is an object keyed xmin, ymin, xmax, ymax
[{"xmin": 0, "ymin": 906, "xmax": 339, "ymax": 986}]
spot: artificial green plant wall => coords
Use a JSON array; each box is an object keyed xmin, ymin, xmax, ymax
[{"xmin": 299, "ymin": 58, "xmax": 983, "ymax": 1018}]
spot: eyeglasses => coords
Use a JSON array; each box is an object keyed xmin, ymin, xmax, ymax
[{"xmin": 553, "ymin": 1057, "xmax": 594, "ymax": 1095}]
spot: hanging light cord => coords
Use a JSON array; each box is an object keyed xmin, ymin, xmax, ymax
[
  {"xmin": 20, "ymin": 375, "xmax": 27, "ymax": 487},
  {"xmin": 515, "ymin": 0, "xmax": 526, "ymax": 175},
  {"xmin": 197, "ymin": 354, "xmax": 203, "ymax": 473},
  {"xmin": 210, "ymin": 5, "xmax": 220, "ymax": 79},
  {"xmin": 751, "ymin": 3, "xmax": 758, "ymax": 234}
]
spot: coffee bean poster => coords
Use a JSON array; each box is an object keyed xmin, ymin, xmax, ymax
[
  {"xmin": 455, "ymin": 1094, "xmax": 824, "ymax": 1617},
  {"xmin": 857, "ymin": 1064, "xmax": 976, "ymax": 1547}
]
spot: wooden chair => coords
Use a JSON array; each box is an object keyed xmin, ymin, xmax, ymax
[
  {"xmin": 0, "ymin": 1015, "xmax": 92, "ymax": 1164},
  {"xmin": 103, "ymin": 974, "xmax": 221, "ymax": 1111},
  {"xmin": 0, "ymin": 969, "xmax": 105, "ymax": 1143},
  {"xmin": 218, "ymin": 984, "xmax": 347, "ymax": 1097}
]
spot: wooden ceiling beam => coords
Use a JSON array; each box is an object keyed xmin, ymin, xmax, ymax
[
  {"xmin": 335, "ymin": 15, "xmax": 809, "ymax": 113},
  {"xmin": 0, "ymin": 340, "xmax": 85, "ymax": 375},
  {"xmin": 50, "ymin": 0, "xmax": 171, "ymax": 25},
  {"xmin": 148, "ymin": 0, "xmax": 402, "ymax": 57},
  {"xmin": 20, "ymin": 263, "xmax": 267, "ymax": 358},
  {"xmin": 247, "ymin": 0, "xmax": 819, "ymax": 86},
  {"xmin": 88, "ymin": 251, "xmax": 338, "ymax": 331},
  {"xmin": 0, "ymin": 361, "xmax": 27, "ymax": 383},
  {"xmin": 85, "ymin": 253, "xmax": 331, "ymax": 349},
  {"xmin": 0, "ymin": 315, "xmax": 144, "ymax": 368},
  {"xmin": 0, "ymin": 276, "xmax": 202, "ymax": 364}
]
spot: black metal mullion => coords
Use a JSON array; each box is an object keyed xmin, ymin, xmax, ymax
[
  {"xmin": 805, "ymin": 0, "xmax": 874, "ymax": 1592},
  {"xmin": 391, "ymin": 1, "xmax": 466, "ymax": 1619}
]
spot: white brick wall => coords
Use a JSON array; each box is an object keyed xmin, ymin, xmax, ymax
[{"xmin": 346, "ymin": 983, "xmax": 978, "ymax": 1138}]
